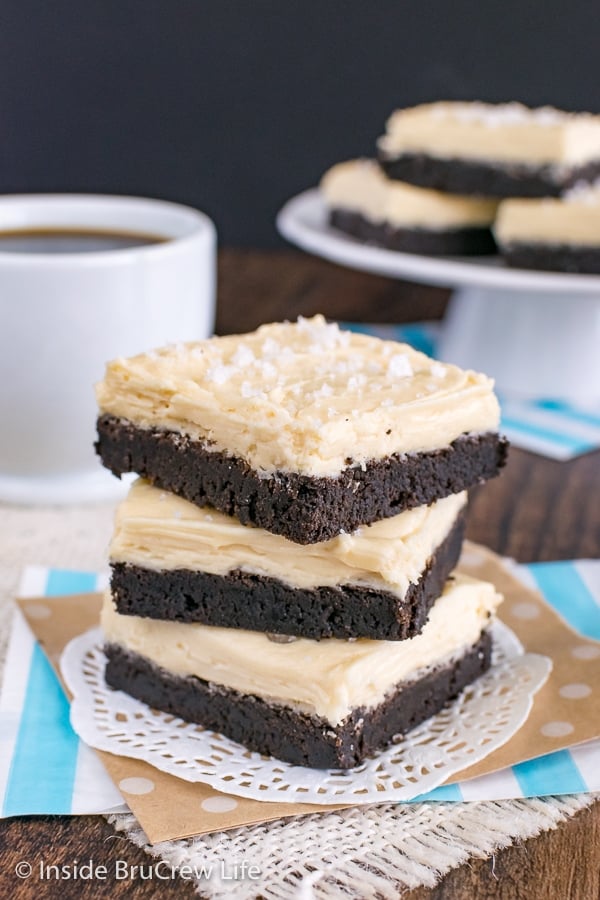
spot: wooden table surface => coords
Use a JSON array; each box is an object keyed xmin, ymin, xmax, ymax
[{"xmin": 1, "ymin": 248, "xmax": 599, "ymax": 899}]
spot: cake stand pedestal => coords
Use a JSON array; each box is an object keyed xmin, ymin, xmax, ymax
[
  {"xmin": 439, "ymin": 287, "xmax": 600, "ymax": 401},
  {"xmin": 0, "ymin": 469, "xmax": 133, "ymax": 506},
  {"xmin": 277, "ymin": 189, "xmax": 600, "ymax": 403}
]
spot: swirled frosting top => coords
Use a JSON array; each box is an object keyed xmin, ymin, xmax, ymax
[
  {"xmin": 96, "ymin": 316, "xmax": 500, "ymax": 477},
  {"xmin": 110, "ymin": 479, "xmax": 466, "ymax": 599},
  {"xmin": 101, "ymin": 573, "xmax": 502, "ymax": 724},
  {"xmin": 321, "ymin": 159, "xmax": 498, "ymax": 227},
  {"xmin": 378, "ymin": 102, "xmax": 600, "ymax": 166},
  {"xmin": 495, "ymin": 183, "xmax": 600, "ymax": 246}
]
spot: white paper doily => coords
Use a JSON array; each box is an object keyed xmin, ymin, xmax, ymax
[{"xmin": 61, "ymin": 623, "xmax": 551, "ymax": 805}]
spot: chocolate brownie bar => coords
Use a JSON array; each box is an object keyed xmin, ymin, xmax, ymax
[
  {"xmin": 105, "ymin": 632, "xmax": 492, "ymax": 769},
  {"xmin": 97, "ymin": 416, "xmax": 506, "ymax": 544},
  {"xmin": 109, "ymin": 480, "xmax": 467, "ymax": 640},
  {"xmin": 102, "ymin": 573, "xmax": 501, "ymax": 768},
  {"xmin": 501, "ymin": 244, "xmax": 600, "ymax": 273},
  {"xmin": 321, "ymin": 159, "xmax": 497, "ymax": 255},
  {"xmin": 378, "ymin": 154, "xmax": 600, "ymax": 199},
  {"xmin": 495, "ymin": 186, "xmax": 600, "ymax": 273},
  {"xmin": 330, "ymin": 209, "xmax": 496, "ymax": 255},
  {"xmin": 377, "ymin": 101, "xmax": 600, "ymax": 198},
  {"xmin": 95, "ymin": 317, "xmax": 507, "ymax": 543}
]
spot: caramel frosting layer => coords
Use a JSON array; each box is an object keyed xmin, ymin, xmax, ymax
[
  {"xmin": 321, "ymin": 160, "xmax": 498, "ymax": 228},
  {"xmin": 378, "ymin": 102, "xmax": 600, "ymax": 166},
  {"xmin": 96, "ymin": 316, "xmax": 500, "ymax": 477},
  {"xmin": 101, "ymin": 574, "xmax": 502, "ymax": 725},
  {"xmin": 495, "ymin": 185, "xmax": 600, "ymax": 246},
  {"xmin": 110, "ymin": 480, "xmax": 467, "ymax": 598}
]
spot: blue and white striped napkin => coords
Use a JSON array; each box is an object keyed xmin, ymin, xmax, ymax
[
  {"xmin": 420, "ymin": 558, "xmax": 600, "ymax": 802},
  {"xmin": 0, "ymin": 568, "xmax": 124, "ymax": 817},
  {"xmin": 345, "ymin": 322, "xmax": 600, "ymax": 461},
  {"xmin": 1, "ymin": 560, "xmax": 599, "ymax": 817}
]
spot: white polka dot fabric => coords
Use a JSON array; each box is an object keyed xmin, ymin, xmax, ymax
[{"xmin": 1, "ymin": 549, "xmax": 600, "ymax": 823}]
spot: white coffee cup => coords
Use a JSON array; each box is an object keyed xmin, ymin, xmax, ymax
[{"xmin": 0, "ymin": 194, "xmax": 216, "ymax": 504}]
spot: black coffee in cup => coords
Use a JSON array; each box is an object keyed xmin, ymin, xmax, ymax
[{"xmin": 0, "ymin": 228, "xmax": 167, "ymax": 253}]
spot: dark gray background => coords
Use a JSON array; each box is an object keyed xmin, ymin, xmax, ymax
[{"xmin": 1, "ymin": 0, "xmax": 598, "ymax": 246}]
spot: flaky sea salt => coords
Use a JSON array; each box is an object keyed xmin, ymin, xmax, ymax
[
  {"xmin": 332, "ymin": 360, "xmax": 349, "ymax": 375},
  {"xmin": 206, "ymin": 364, "xmax": 235, "ymax": 385},
  {"xmin": 260, "ymin": 361, "xmax": 277, "ymax": 380},
  {"xmin": 432, "ymin": 101, "xmax": 567, "ymax": 128},
  {"xmin": 387, "ymin": 354, "xmax": 413, "ymax": 378},
  {"xmin": 278, "ymin": 346, "xmax": 295, "ymax": 363},
  {"xmin": 241, "ymin": 381, "xmax": 263, "ymax": 399},
  {"xmin": 232, "ymin": 344, "xmax": 255, "ymax": 367},
  {"xmin": 261, "ymin": 338, "xmax": 280, "ymax": 357},
  {"xmin": 431, "ymin": 362, "xmax": 447, "ymax": 379},
  {"xmin": 347, "ymin": 373, "xmax": 367, "ymax": 390},
  {"xmin": 297, "ymin": 315, "xmax": 348, "ymax": 349},
  {"xmin": 313, "ymin": 383, "xmax": 333, "ymax": 398}
]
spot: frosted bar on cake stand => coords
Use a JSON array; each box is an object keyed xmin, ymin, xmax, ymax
[{"xmin": 277, "ymin": 189, "xmax": 600, "ymax": 403}]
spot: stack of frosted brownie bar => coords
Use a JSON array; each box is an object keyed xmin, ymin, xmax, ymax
[
  {"xmin": 321, "ymin": 101, "xmax": 600, "ymax": 271},
  {"xmin": 95, "ymin": 315, "xmax": 508, "ymax": 769}
]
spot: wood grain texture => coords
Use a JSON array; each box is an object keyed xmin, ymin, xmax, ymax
[
  {"xmin": 467, "ymin": 448, "xmax": 600, "ymax": 562},
  {"xmin": 215, "ymin": 247, "xmax": 449, "ymax": 334},
  {"xmin": 407, "ymin": 803, "xmax": 600, "ymax": 900},
  {"xmin": 1, "ymin": 249, "xmax": 598, "ymax": 899},
  {"xmin": 0, "ymin": 815, "xmax": 194, "ymax": 898}
]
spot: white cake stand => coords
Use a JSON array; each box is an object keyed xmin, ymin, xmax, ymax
[
  {"xmin": 0, "ymin": 468, "xmax": 134, "ymax": 506},
  {"xmin": 277, "ymin": 189, "xmax": 600, "ymax": 402}
]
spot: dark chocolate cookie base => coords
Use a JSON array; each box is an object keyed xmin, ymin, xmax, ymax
[
  {"xmin": 378, "ymin": 152, "xmax": 600, "ymax": 198},
  {"xmin": 330, "ymin": 209, "xmax": 496, "ymax": 255},
  {"xmin": 110, "ymin": 510, "xmax": 464, "ymax": 641},
  {"xmin": 96, "ymin": 415, "xmax": 508, "ymax": 545},
  {"xmin": 501, "ymin": 242, "xmax": 600, "ymax": 274},
  {"xmin": 104, "ymin": 631, "xmax": 492, "ymax": 769}
]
